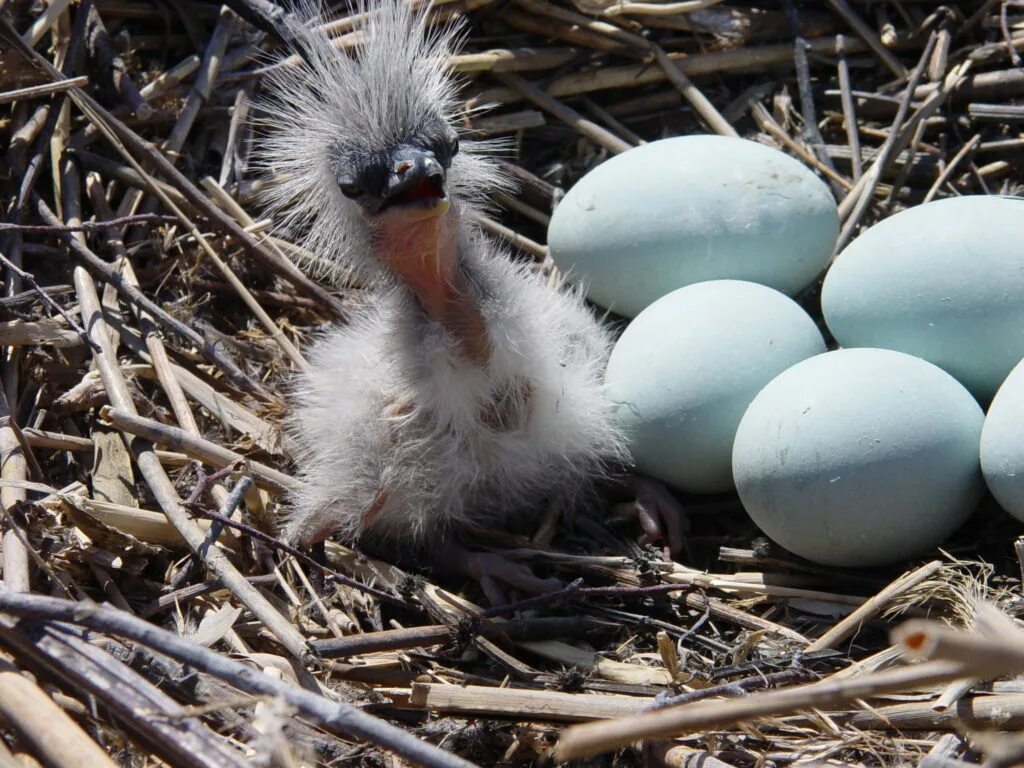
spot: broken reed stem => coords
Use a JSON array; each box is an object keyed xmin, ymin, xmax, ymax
[
  {"xmin": 648, "ymin": 668, "xmax": 821, "ymax": 710},
  {"xmin": 0, "ymin": 381, "xmax": 29, "ymax": 593},
  {"xmin": 70, "ymin": 256, "xmax": 310, "ymax": 661},
  {"xmin": 0, "ymin": 588, "xmax": 479, "ymax": 768},
  {"xmin": 751, "ymin": 102, "xmax": 852, "ymax": 190},
  {"xmin": 805, "ymin": 560, "xmax": 943, "ymax": 652},
  {"xmin": 473, "ymin": 214, "xmax": 548, "ymax": 260},
  {"xmin": 99, "ymin": 406, "xmax": 299, "ymax": 494},
  {"xmin": 556, "ymin": 659, "xmax": 968, "ymax": 760},
  {"xmin": 0, "ymin": 620, "xmax": 248, "ymax": 768},
  {"xmin": 118, "ymin": 4, "xmax": 233, "ymax": 240},
  {"xmin": 835, "ymin": 34, "xmax": 863, "ymax": 180},
  {"xmin": 475, "ymin": 35, "xmax": 874, "ymax": 105},
  {"xmin": 84, "ymin": 174, "xmax": 211, "ymax": 447},
  {"xmin": 0, "ymin": 656, "xmax": 117, "ymax": 768},
  {"xmin": 19, "ymin": 0, "xmax": 73, "ymax": 47},
  {"xmin": 311, "ymin": 616, "xmax": 608, "ymax": 657},
  {"xmin": 88, "ymin": 93, "xmax": 310, "ymax": 373},
  {"xmin": 481, "ymin": 579, "xmax": 692, "ymax": 618},
  {"xmin": 894, "ymin": 620, "xmax": 1024, "ymax": 679},
  {"xmin": 200, "ymin": 175, "xmax": 313, "ymax": 285},
  {"xmin": 0, "ymin": 75, "xmax": 89, "ymax": 105}
]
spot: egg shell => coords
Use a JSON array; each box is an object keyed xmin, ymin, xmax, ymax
[
  {"xmin": 822, "ymin": 195, "xmax": 1024, "ymax": 402},
  {"xmin": 981, "ymin": 358, "xmax": 1024, "ymax": 522},
  {"xmin": 732, "ymin": 348, "xmax": 984, "ymax": 567},
  {"xmin": 548, "ymin": 135, "xmax": 839, "ymax": 318},
  {"xmin": 604, "ymin": 280, "xmax": 826, "ymax": 494}
]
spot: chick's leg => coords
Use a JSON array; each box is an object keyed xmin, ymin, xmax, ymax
[
  {"xmin": 441, "ymin": 541, "xmax": 563, "ymax": 606},
  {"xmin": 610, "ymin": 475, "xmax": 689, "ymax": 560}
]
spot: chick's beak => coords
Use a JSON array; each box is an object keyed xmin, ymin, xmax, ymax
[{"xmin": 378, "ymin": 146, "xmax": 449, "ymax": 217}]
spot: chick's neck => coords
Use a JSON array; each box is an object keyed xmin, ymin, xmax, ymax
[{"xmin": 375, "ymin": 203, "xmax": 490, "ymax": 366}]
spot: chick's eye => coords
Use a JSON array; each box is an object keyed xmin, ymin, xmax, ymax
[{"xmin": 338, "ymin": 178, "xmax": 362, "ymax": 198}]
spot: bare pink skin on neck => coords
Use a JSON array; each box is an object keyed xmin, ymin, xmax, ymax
[{"xmin": 373, "ymin": 204, "xmax": 490, "ymax": 365}]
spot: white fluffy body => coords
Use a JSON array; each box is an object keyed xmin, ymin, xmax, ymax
[{"xmin": 257, "ymin": 0, "xmax": 629, "ymax": 552}]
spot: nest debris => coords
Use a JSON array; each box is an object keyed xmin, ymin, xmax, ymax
[{"xmin": 1, "ymin": 1, "xmax": 1024, "ymax": 766}]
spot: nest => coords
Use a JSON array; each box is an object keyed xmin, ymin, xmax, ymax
[{"xmin": 1, "ymin": 1, "xmax": 1024, "ymax": 766}]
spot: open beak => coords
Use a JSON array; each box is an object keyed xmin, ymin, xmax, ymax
[{"xmin": 378, "ymin": 146, "xmax": 449, "ymax": 217}]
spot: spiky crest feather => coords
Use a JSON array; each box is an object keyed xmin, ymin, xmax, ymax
[{"xmin": 254, "ymin": 0, "xmax": 510, "ymax": 286}]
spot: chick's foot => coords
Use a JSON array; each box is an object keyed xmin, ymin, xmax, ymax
[
  {"xmin": 610, "ymin": 475, "xmax": 690, "ymax": 560},
  {"xmin": 441, "ymin": 541, "xmax": 563, "ymax": 606}
]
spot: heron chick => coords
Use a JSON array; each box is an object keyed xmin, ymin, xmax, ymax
[{"xmin": 258, "ymin": 0, "xmax": 685, "ymax": 599}]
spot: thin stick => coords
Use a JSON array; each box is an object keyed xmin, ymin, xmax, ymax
[
  {"xmin": 651, "ymin": 45, "xmax": 738, "ymax": 138},
  {"xmin": 0, "ymin": 76, "xmax": 89, "ymax": 105},
  {"xmin": 834, "ymin": 33, "xmax": 942, "ymax": 251},
  {"xmin": 138, "ymin": 55, "xmax": 201, "ymax": 101},
  {"xmin": 0, "ymin": 212, "xmax": 173, "ymax": 232},
  {"xmin": 0, "ymin": 588, "xmax": 479, "ymax": 768},
  {"xmin": 186, "ymin": 504, "xmax": 404, "ymax": 606},
  {"xmin": 311, "ymin": 616, "xmax": 608, "ymax": 657},
  {"xmin": 473, "ymin": 214, "xmax": 548, "ymax": 260},
  {"xmin": 603, "ymin": 0, "xmax": 723, "ymax": 16},
  {"xmin": 482, "ymin": 579, "xmax": 692, "ymax": 618},
  {"xmin": 495, "ymin": 73, "xmax": 632, "ymax": 154},
  {"xmin": 782, "ymin": 3, "xmax": 842, "ymax": 196},
  {"xmin": 581, "ymin": 98, "xmax": 644, "ymax": 146},
  {"xmin": 923, "ymin": 134, "xmax": 981, "ymax": 202},
  {"xmin": 751, "ymin": 103, "xmax": 852, "ymax": 190},
  {"xmin": 118, "ymin": 5, "xmax": 234, "ymax": 234},
  {"xmin": 826, "ymin": 0, "xmax": 908, "ymax": 79},
  {"xmin": 648, "ymin": 667, "xmax": 821, "ymax": 710},
  {"xmin": 84, "ymin": 175, "xmax": 200, "ymax": 434}
]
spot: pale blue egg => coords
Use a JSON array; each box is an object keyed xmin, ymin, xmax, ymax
[
  {"xmin": 549, "ymin": 135, "xmax": 839, "ymax": 318},
  {"xmin": 981, "ymin": 359, "xmax": 1024, "ymax": 522},
  {"xmin": 822, "ymin": 195, "xmax": 1024, "ymax": 402},
  {"xmin": 732, "ymin": 349, "xmax": 984, "ymax": 567},
  {"xmin": 605, "ymin": 280, "xmax": 825, "ymax": 494}
]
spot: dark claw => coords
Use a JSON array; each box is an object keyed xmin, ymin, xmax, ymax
[
  {"xmin": 610, "ymin": 475, "xmax": 690, "ymax": 560},
  {"xmin": 443, "ymin": 542, "xmax": 563, "ymax": 605}
]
